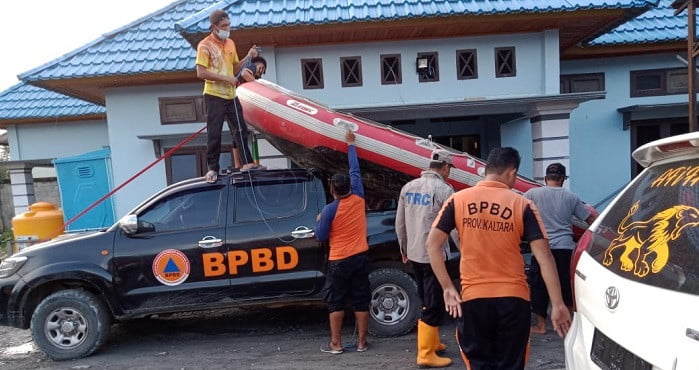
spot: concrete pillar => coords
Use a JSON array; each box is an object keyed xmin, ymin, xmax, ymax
[
  {"xmin": 528, "ymin": 102, "xmax": 579, "ymax": 189},
  {"xmin": 542, "ymin": 29, "xmax": 560, "ymax": 95},
  {"xmin": 9, "ymin": 166, "xmax": 35, "ymax": 216}
]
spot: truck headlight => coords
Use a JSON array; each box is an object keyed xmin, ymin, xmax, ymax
[{"xmin": 0, "ymin": 256, "xmax": 28, "ymax": 278}]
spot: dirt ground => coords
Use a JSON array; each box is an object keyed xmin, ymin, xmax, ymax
[{"xmin": 0, "ymin": 305, "xmax": 565, "ymax": 370}]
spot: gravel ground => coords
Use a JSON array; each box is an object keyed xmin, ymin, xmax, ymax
[{"xmin": 0, "ymin": 304, "xmax": 565, "ymax": 369}]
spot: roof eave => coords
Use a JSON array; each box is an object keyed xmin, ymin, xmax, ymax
[
  {"xmin": 563, "ymin": 40, "xmax": 686, "ymax": 59},
  {"xmin": 0, "ymin": 113, "xmax": 106, "ymax": 129},
  {"xmin": 25, "ymin": 70, "xmax": 199, "ymax": 105}
]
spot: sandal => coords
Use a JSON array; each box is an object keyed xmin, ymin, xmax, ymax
[
  {"xmin": 205, "ymin": 170, "xmax": 218, "ymax": 183},
  {"xmin": 241, "ymin": 163, "xmax": 267, "ymax": 171},
  {"xmin": 356, "ymin": 343, "xmax": 368, "ymax": 352},
  {"xmin": 320, "ymin": 343, "xmax": 344, "ymax": 355}
]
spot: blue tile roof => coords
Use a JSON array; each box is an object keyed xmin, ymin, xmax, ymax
[
  {"xmin": 18, "ymin": 0, "xmax": 657, "ymax": 83},
  {"xmin": 0, "ymin": 83, "xmax": 105, "ymax": 122},
  {"xmin": 589, "ymin": 0, "xmax": 685, "ymax": 45},
  {"xmin": 19, "ymin": 0, "xmax": 213, "ymax": 83},
  {"xmin": 176, "ymin": 0, "xmax": 658, "ymax": 33}
]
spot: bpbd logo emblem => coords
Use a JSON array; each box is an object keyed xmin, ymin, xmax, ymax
[{"xmin": 153, "ymin": 249, "xmax": 190, "ymax": 286}]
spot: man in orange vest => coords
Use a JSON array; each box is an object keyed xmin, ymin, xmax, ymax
[
  {"xmin": 316, "ymin": 129, "xmax": 370, "ymax": 354},
  {"xmin": 426, "ymin": 147, "xmax": 571, "ymax": 369}
]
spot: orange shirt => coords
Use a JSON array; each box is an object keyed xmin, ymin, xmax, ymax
[
  {"xmin": 433, "ymin": 180, "xmax": 547, "ymax": 302},
  {"xmin": 195, "ymin": 33, "xmax": 239, "ymax": 100},
  {"xmin": 327, "ymin": 194, "xmax": 369, "ymax": 260},
  {"xmin": 316, "ymin": 145, "xmax": 369, "ymax": 260}
]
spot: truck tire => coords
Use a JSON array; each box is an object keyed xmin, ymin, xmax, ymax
[
  {"xmin": 30, "ymin": 289, "xmax": 112, "ymax": 360},
  {"xmin": 368, "ymin": 268, "xmax": 420, "ymax": 337}
]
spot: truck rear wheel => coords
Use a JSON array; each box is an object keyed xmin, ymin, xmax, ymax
[
  {"xmin": 368, "ymin": 268, "xmax": 420, "ymax": 337},
  {"xmin": 30, "ymin": 289, "xmax": 112, "ymax": 360}
]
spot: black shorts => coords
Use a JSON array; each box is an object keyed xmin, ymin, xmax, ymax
[
  {"xmin": 324, "ymin": 253, "xmax": 370, "ymax": 313},
  {"xmin": 528, "ymin": 249, "xmax": 573, "ymax": 318},
  {"xmin": 456, "ymin": 297, "xmax": 530, "ymax": 370}
]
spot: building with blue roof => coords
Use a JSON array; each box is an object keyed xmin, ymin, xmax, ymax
[
  {"xmin": 589, "ymin": 1, "xmax": 685, "ymax": 46},
  {"xmin": 0, "ymin": 83, "xmax": 105, "ymax": 122},
  {"xmin": 0, "ymin": 0, "xmax": 691, "ymax": 222},
  {"xmin": 0, "ymin": 83, "xmax": 108, "ymax": 218}
]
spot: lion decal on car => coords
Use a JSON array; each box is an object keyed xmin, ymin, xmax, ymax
[{"xmin": 603, "ymin": 201, "xmax": 699, "ymax": 277}]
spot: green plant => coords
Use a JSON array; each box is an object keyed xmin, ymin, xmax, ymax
[{"xmin": 0, "ymin": 229, "xmax": 13, "ymax": 258}]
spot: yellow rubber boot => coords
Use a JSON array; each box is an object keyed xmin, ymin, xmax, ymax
[
  {"xmin": 433, "ymin": 327, "xmax": 447, "ymax": 353},
  {"xmin": 417, "ymin": 320, "xmax": 452, "ymax": 368}
]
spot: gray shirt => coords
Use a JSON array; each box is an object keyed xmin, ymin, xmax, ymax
[
  {"xmin": 524, "ymin": 186, "xmax": 590, "ymax": 250},
  {"xmin": 395, "ymin": 170, "xmax": 454, "ymax": 263}
]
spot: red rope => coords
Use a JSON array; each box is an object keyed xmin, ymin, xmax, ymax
[{"xmin": 46, "ymin": 125, "xmax": 208, "ymax": 240}]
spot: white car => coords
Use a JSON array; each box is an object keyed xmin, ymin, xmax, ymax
[{"xmin": 565, "ymin": 132, "xmax": 699, "ymax": 369}]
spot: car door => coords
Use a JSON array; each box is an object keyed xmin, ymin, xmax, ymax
[
  {"xmin": 225, "ymin": 173, "xmax": 324, "ymax": 298},
  {"xmin": 112, "ymin": 182, "xmax": 230, "ymax": 312}
]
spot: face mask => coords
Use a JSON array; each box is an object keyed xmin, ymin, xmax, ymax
[{"xmin": 216, "ymin": 28, "xmax": 230, "ymax": 40}]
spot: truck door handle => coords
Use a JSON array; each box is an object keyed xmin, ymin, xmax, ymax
[
  {"xmin": 198, "ymin": 236, "xmax": 223, "ymax": 248},
  {"xmin": 291, "ymin": 226, "xmax": 315, "ymax": 239},
  {"xmin": 687, "ymin": 328, "xmax": 699, "ymax": 342}
]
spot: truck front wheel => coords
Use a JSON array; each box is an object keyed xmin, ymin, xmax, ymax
[
  {"xmin": 30, "ymin": 289, "xmax": 112, "ymax": 360},
  {"xmin": 368, "ymin": 268, "xmax": 420, "ymax": 337}
]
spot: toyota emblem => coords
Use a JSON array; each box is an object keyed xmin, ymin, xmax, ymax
[{"xmin": 605, "ymin": 286, "xmax": 620, "ymax": 310}]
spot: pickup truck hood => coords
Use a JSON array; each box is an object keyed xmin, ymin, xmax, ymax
[{"xmin": 18, "ymin": 230, "xmax": 103, "ymax": 254}]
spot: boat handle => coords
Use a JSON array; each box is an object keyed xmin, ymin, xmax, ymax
[
  {"xmin": 291, "ymin": 226, "xmax": 315, "ymax": 239},
  {"xmin": 332, "ymin": 118, "xmax": 358, "ymax": 132}
]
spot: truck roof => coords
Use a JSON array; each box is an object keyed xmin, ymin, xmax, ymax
[
  {"xmin": 228, "ymin": 168, "xmax": 319, "ymax": 184},
  {"xmin": 166, "ymin": 168, "xmax": 320, "ymax": 189}
]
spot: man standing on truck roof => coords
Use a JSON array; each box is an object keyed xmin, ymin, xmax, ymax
[
  {"xmin": 316, "ymin": 129, "xmax": 370, "ymax": 354},
  {"xmin": 395, "ymin": 148, "xmax": 455, "ymax": 367},
  {"xmin": 195, "ymin": 9, "xmax": 264, "ymax": 183},
  {"xmin": 426, "ymin": 147, "xmax": 571, "ymax": 369},
  {"xmin": 524, "ymin": 163, "xmax": 596, "ymax": 335}
]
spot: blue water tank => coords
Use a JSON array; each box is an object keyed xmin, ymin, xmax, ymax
[{"xmin": 53, "ymin": 147, "xmax": 115, "ymax": 231}]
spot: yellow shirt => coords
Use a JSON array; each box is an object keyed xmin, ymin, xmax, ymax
[{"xmin": 195, "ymin": 33, "xmax": 239, "ymax": 100}]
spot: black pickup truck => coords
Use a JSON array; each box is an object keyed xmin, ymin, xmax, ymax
[{"xmin": 0, "ymin": 168, "xmax": 459, "ymax": 360}]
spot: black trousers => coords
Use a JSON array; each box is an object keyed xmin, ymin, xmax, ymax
[
  {"xmin": 204, "ymin": 94, "xmax": 253, "ymax": 172},
  {"xmin": 412, "ymin": 261, "xmax": 445, "ymax": 327},
  {"xmin": 528, "ymin": 249, "xmax": 573, "ymax": 318},
  {"xmin": 457, "ymin": 297, "xmax": 530, "ymax": 370}
]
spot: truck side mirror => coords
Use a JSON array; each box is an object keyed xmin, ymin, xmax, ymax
[
  {"xmin": 118, "ymin": 215, "xmax": 155, "ymax": 235},
  {"xmin": 119, "ymin": 215, "xmax": 139, "ymax": 235}
]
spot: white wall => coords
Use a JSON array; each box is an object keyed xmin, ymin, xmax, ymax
[
  {"xmin": 7, "ymin": 119, "xmax": 108, "ymax": 161},
  {"xmin": 501, "ymin": 116, "xmax": 534, "ymax": 180},
  {"xmin": 105, "ymin": 82, "xmax": 290, "ymax": 216},
  {"xmin": 562, "ymin": 53, "xmax": 687, "ymax": 208},
  {"xmin": 99, "ymin": 31, "xmax": 560, "ymax": 215},
  {"xmin": 274, "ymin": 32, "xmax": 552, "ymax": 109},
  {"xmin": 105, "ymin": 83, "xmax": 206, "ymax": 216}
]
